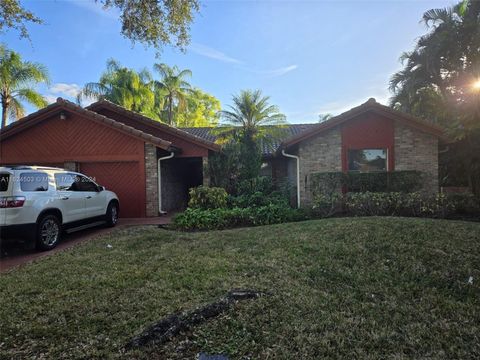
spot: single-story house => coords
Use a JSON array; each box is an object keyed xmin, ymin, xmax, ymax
[{"xmin": 0, "ymin": 97, "xmax": 446, "ymax": 217}]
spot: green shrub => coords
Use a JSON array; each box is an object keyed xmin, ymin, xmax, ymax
[
  {"xmin": 310, "ymin": 170, "xmax": 424, "ymax": 195},
  {"xmin": 310, "ymin": 172, "xmax": 346, "ymax": 197},
  {"xmin": 344, "ymin": 192, "xmax": 479, "ymax": 218},
  {"xmin": 188, "ymin": 186, "xmax": 228, "ymax": 210},
  {"xmin": 236, "ymin": 176, "xmax": 275, "ymax": 196},
  {"xmin": 388, "ymin": 171, "xmax": 423, "ymax": 192},
  {"xmin": 311, "ymin": 193, "xmax": 343, "ymax": 217},
  {"xmin": 345, "ymin": 171, "xmax": 423, "ymax": 193},
  {"xmin": 173, "ymin": 204, "xmax": 307, "ymax": 231}
]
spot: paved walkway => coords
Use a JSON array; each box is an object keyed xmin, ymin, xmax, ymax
[{"xmin": 0, "ymin": 216, "xmax": 172, "ymax": 274}]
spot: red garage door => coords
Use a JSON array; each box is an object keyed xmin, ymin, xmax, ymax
[{"xmin": 80, "ymin": 162, "xmax": 144, "ymax": 218}]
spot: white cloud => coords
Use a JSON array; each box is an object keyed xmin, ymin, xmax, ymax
[
  {"xmin": 44, "ymin": 95, "xmax": 57, "ymax": 104},
  {"xmin": 45, "ymin": 83, "xmax": 95, "ymax": 107},
  {"xmin": 255, "ymin": 64, "xmax": 298, "ymax": 78},
  {"xmin": 50, "ymin": 83, "xmax": 82, "ymax": 98},
  {"xmin": 189, "ymin": 43, "xmax": 243, "ymax": 64}
]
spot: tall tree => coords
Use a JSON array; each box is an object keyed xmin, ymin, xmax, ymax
[
  {"xmin": 153, "ymin": 63, "xmax": 192, "ymax": 125},
  {"xmin": 389, "ymin": 0, "xmax": 480, "ymax": 193},
  {"xmin": 218, "ymin": 89, "xmax": 286, "ymax": 180},
  {"xmin": 0, "ymin": 45, "xmax": 49, "ymax": 128},
  {"xmin": 1, "ymin": 0, "xmax": 199, "ymax": 52},
  {"xmin": 79, "ymin": 59, "xmax": 155, "ymax": 115},
  {"xmin": 176, "ymin": 88, "xmax": 221, "ymax": 127}
]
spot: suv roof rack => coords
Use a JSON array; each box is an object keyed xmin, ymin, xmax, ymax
[{"xmin": 0, "ymin": 165, "xmax": 65, "ymax": 171}]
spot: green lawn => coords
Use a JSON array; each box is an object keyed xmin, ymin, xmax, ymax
[{"xmin": 1, "ymin": 218, "xmax": 479, "ymax": 359}]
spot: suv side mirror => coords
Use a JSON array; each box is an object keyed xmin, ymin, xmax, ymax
[{"xmin": 97, "ymin": 185, "xmax": 105, "ymax": 192}]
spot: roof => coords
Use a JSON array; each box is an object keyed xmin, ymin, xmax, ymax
[
  {"xmin": 280, "ymin": 98, "xmax": 448, "ymax": 150},
  {"xmin": 86, "ymin": 100, "xmax": 221, "ymax": 152},
  {"xmin": 0, "ymin": 98, "xmax": 174, "ymax": 151},
  {"xmin": 183, "ymin": 124, "xmax": 318, "ymax": 156}
]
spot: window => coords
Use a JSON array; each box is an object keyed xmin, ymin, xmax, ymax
[
  {"xmin": 19, "ymin": 172, "xmax": 49, "ymax": 191},
  {"xmin": 75, "ymin": 175, "xmax": 98, "ymax": 192},
  {"xmin": 55, "ymin": 173, "xmax": 98, "ymax": 192},
  {"xmin": 55, "ymin": 173, "xmax": 77, "ymax": 191},
  {"xmin": 348, "ymin": 149, "xmax": 387, "ymax": 172},
  {"xmin": 0, "ymin": 173, "xmax": 10, "ymax": 192}
]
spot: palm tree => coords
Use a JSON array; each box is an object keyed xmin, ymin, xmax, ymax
[
  {"xmin": 79, "ymin": 59, "xmax": 155, "ymax": 116},
  {"xmin": 217, "ymin": 89, "xmax": 286, "ymax": 181},
  {"xmin": 218, "ymin": 89, "xmax": 286, "ymax": 140},
  {"xmin": 0, "ymin": 45, "xmax": 49, "ymax": 128},
  {"xmin": 153, "ymin": 63, "xmax": 192, "ymax": 125}
]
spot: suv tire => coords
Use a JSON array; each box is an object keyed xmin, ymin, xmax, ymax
[
  {"xmin": 36, "ymin": 214, "xmax": 62, "ymax": 251},
  {"xmin": 105, "ymin": 202, "xmax": 119, "ymax": 227}
]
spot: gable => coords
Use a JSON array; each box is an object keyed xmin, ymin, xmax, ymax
[
  {"xmin": 281, "ymin": 98, "xmax": 447, "ymax": 151},
  {"xmin": 0, "ymin": 111, "xmax": 146, "ymax": 164}
]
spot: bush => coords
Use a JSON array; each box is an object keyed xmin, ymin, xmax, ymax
[
  {"xmin": 173, "ymin": 204, "xmax": 307, "ymax": 231},
  {"xmin": 236, "ymin": 176, "xmax": 275, "ymax": 196},
  {"xmin": 311, "ymin": 193, "xmax": 343, "ymax": 218},
  {"xmin": 310, "ymin": 172, "xmax": 346, "ymax": 197},
  {"xmin": 310, "ymin": 171, "xmax": 424, "ymax": 195},
  {"xmin": 345, "ymin": 171, "xmax": 423, "ymax": 193},
  {"xmin": 344, "ymin": 192, "xmax": 479, "ymax": 218},
  {"xmin": 188, "ymin": 186, "xmax": 228, "ymax": 210}
]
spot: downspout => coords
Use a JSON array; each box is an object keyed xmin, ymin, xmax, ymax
[
  {"xmin": 158, "ymin": 152, "xmax": 175, "ymax": 215},
  {"xmin": 281, "ymin": 149, "xmax": 300, "ymax": 209}
]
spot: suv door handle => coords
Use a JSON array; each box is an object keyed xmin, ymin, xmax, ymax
[
  {"xmin": 85, "ymin": 196, "xmax": 92, "ymax": 199},
  {"xmin": 61, "ymin": 196, "xmax": 69, "ymax": 200}
]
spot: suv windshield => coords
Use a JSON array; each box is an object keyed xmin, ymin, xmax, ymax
[
  {"xmin": 19, "ymin": 172, "xmax": 49, "ymax": 192},
  {"xmin": 0, "ymin": 173, "xmax": 9, "ymax": 192}
]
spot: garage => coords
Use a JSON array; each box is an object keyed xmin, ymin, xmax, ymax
[
  {"xmin": 79, "ymin": 162, "xmax": 144, "ymax": 218},
  {"xmin": 0, "ymin": 98, "xmax": 219, "ymax": 218}
]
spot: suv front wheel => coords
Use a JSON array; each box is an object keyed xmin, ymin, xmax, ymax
[
  {"xmin": 36, "ymin": 214, "xmax": 62, "ymax": 251},
  {"xmin": 105, "ymin": 202, "xmax": 119, "ymax": 227}
]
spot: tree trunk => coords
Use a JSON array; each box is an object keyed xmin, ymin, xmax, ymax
[
  {"xmin": 168, "ymin": 95, "xmax": 173, "ymax": 126},
  {"xmin": 1, "ymin": 98, "xmax": 7, "ymax": 129}
]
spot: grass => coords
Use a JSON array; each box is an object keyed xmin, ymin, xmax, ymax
[{"xmin": 0, "ymin": 217, "xmax": 479, "ymax": 359}]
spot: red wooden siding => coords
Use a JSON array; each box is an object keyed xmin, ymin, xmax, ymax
[
  {"xmin": 1, "ymin": 112, "xmax": 145, "ymax": 163},
  {"xmin": 341, "ymin": 113, "xmax": 395, "ymax": 172},
  {"xmin": 1, "ymin": 111, "xmax": 147, "ymax": 218},
  {"xmin": 80, "ymin": 162, "xmax": 145, "ymax": 218}
]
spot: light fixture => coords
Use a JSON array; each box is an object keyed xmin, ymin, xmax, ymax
[{"xmin": 60, "ymin": 111, "xmax": 67, "ymax": 120}]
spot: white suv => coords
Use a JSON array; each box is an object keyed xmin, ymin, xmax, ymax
[{"xmin": 0, "ymin": 166, "xmax": 119, "ymax": 251}]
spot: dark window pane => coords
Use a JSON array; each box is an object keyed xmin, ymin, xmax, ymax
[
  {"xmin": 0, "ymin": 174, "xmax": 10, "ymax": 191},
  {"xmin": 55, "ymin": 173, "xmax": 77, "ymax": 191},
  {"xmin": 76, "ymin": 176, "xmax": 98, "ymax": 192},
  {"xmin": 20, "ymin": 172, "xmax": 49, "ymax": 191},
  {"xmin": 348, "ymin": 149, "xmax": 386, "ymax": 172}
]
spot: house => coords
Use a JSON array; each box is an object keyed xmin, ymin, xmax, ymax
[
  {"xmin": 0, "ymin": 97, "xmax": 446, "ymax": 217},
  {"xmin": 0, "ymin": 98, "xmax": 219, "ymax": 217}
]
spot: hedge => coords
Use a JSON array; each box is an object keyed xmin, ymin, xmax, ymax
[{"xmin": 310, "ymin": 170, "xmax": 423, "ymax": 195}]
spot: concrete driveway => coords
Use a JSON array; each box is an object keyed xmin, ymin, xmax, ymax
[{"xmin": 0, "ymin": 216, "xmax": 171, "ymax": 273}]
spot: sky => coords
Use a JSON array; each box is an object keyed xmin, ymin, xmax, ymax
[{"xmin": 3, "ymin": 0, "xmax": 455, "ymax": 124}]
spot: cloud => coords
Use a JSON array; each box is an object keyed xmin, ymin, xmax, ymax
[
  {"xmin": 44, "ymin": 95, "xmax": 57, "ymax": 104},
  {"xmin": 50, "ymin": 83, "xmax": 82, "ymax": 98},
  {"xmin": 45, "ymin": 83, "xmax": 95, "ymax": 107},
  {"xmin": 189, "ymin": 43, "xmax": 243, "ymax": 64},
  {"xmin": 255, "ymin": 64, "xmax": 298, "ymax": 78}
]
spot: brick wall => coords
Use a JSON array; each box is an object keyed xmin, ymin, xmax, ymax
[
  {"xmin": 298, "ymin": 127, "xmax": 342, "ymax": 205},
  {"xmin": 394, "ymin": 121, "xmax": 439, "ymax": 192},
  {"xmin": 145, "ymin": 143, "xmax": 159, "ymax": 217}
]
